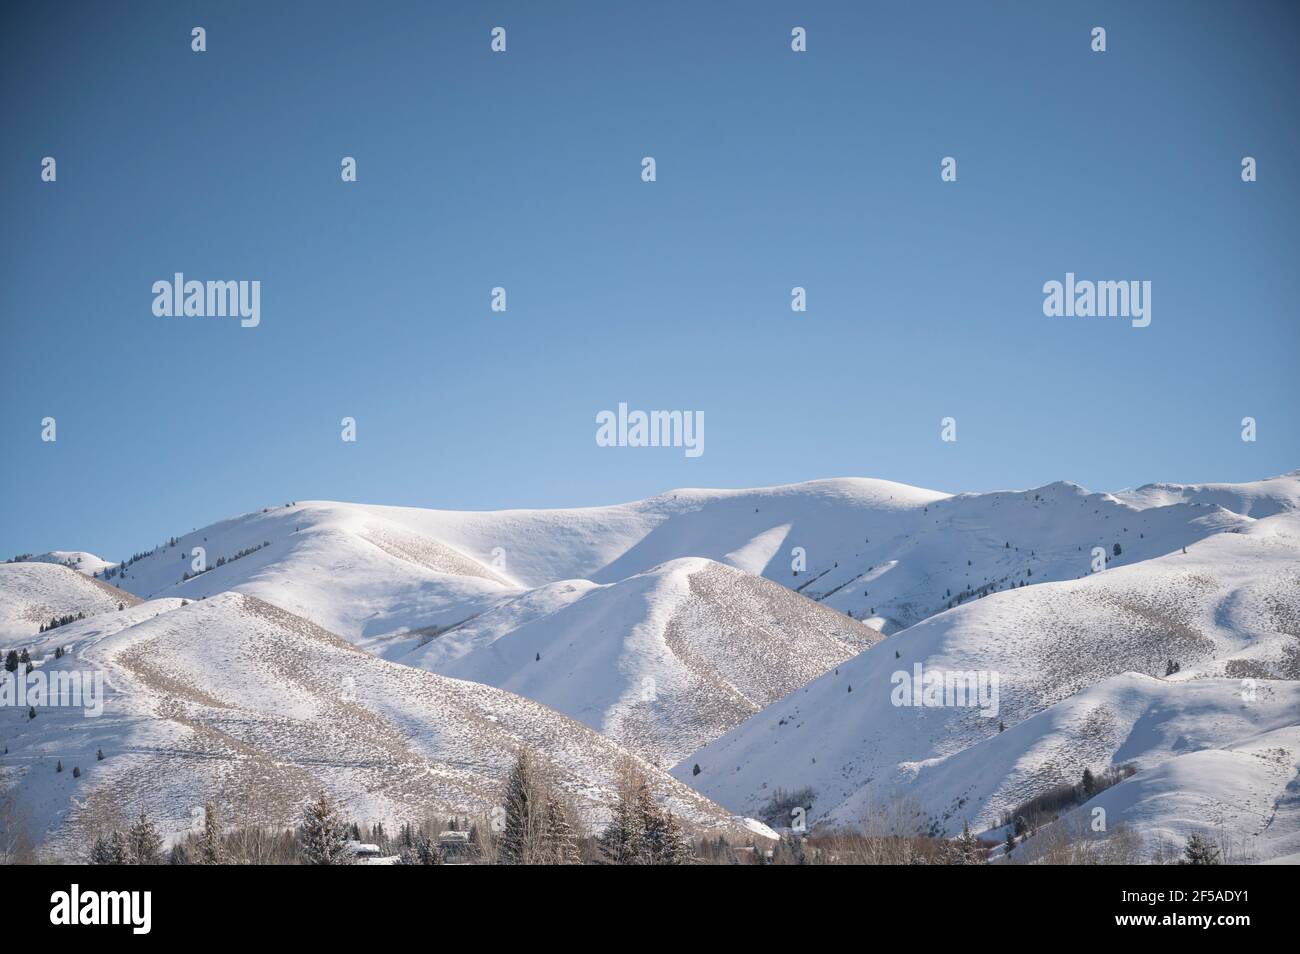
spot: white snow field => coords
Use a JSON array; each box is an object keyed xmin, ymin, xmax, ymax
[
  {"xmin": 70, "ymin": 476, "xmax": 1273, "ymax": 760},
  {"xmin": 0, "ymin": 591, "xmax": 768, "ymax": 859},
  {"xmin": 5, "ymin": 469, "xmax": 1298, "ymax": 860},
  {"xmin": 97, "ymin": 474, "xmax": 1296, "ymax": 647},
  {"xmin": 28, "ymin": 551, "xmax": 116, "ymax": 578},
  {"xmin": 1114, "ymin": 471, "xmax": 1300, "ymax": 518},
  {"xmin": 673, "ymin": 509, "xmax": 1300, "ymax": 861},
  {"xmin": 368, "ymin": 557, "xmax": 882, "ymax": 766},
  {"xmin": 0, "ymin": 561, "xmax": 140, "ymax": 644}
]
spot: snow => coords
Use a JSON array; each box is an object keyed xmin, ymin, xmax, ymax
[
  {"xmin": 0, "ymin": 562, "xmax": 139, "ymax": 645},
  {"xmin": 673, "ymin": 511, "xmax": 1300, "ymax": 861},
  {"xmin": 370, "ymin": 557, "xmax": 881, "ymax": 766},
  {"xmin": 30, "ymin": 552, "xmax": 116, "ymax": 578},
  {"xmin": 0, "ymin": 590, "xmax": 760, "ymax": 858},
  {"xmin": 4, "ymin": 470, "xmax": 1298, "ymax": 861},
  {"xmin": 1114, "ymin": 470, "xmax": 1300, "ymax": 518}
]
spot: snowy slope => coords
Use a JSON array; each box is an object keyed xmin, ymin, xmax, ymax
[
  {"xmin": 367, "ymin": 557, "xmax": 882, "ymax": 766},
  {"xmin": 96, "ymin": 503, "xmax": 519, "ymax": 640},
  {"xmin": 1114, "ymin": 470, "xmax": 1300, "ymax": 518},
  {"xmin": 105, "ymin": 477, "xmax": 1249, "ymax": 642},
  {"xmin": 11, "ymin": 469, "xmax": 1295, "ymax": 860},
  {"xmin": 29, "ymin": 552, "xmax": 115, "ymax": 577},
  {"xmin": 674, "ymin": 512, "xmax": 1300, "ymax": 858},
  {"xmin": 0, "ymin": 562, "xmax": 140, "ymax": 644},
  {"xmin": 889, "ymin": 674, "xmax": 1300, "ymax": 862},
  {"xmin": 0, "ymin": 591, "xmax": 766, "ymax": 858},
  {"xmin": 1040, "ymin": 723, "xmax": 1300, "ymax": 864}
]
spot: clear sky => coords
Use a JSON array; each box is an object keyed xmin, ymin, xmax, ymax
[{"xmin": 2, "ymin": 1, "xmax": 1297, "ymax": 560}]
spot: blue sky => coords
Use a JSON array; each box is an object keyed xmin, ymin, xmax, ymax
[{"xmin": 2, "ymin": 1, "xmax": 1297, "ymax": 560}]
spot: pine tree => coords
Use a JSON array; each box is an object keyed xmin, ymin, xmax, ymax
[
  {"xmin": 4, "ymin": 650, "xmax": 17, "ymax": 673},
  {"xmin": 1004, "ymin": 830, "xmax": 1017, "ymax": 857},
  {"xmin": 371, "ymin": 820, "xmax": 389, "ymax": 854},
  {"xmin": 499, "ymin": 750, "xmax": 550, "ymax": 864},
  {"xmin": 599, "ymin": 759, "xmax": 647, "ymax": 864},
  {"xmin": 128, "ymin": 812, "xmax": 163, "ymax": 864},
  {"xmin": 543, "ymin": 794, "xmax": 580, "ymax": 864},
  {"xmin": 1081, "ymin": 767, "xmax": 1096, "ymax": 798},
  {"xmin": 109, "ymin": 830, "xmax": 129, "ymax": 864},
  {"xmin": 90, "ymin": 835, "xmax": 117, "ymax": 865},
  {"xmin": 950, "ymin": 820, "xmax": 983, "ymax": 865},
  {"xmin": 299, "ymin": 793, "xmax": 351, "ymax": 865},
  {"xmin": 636, "ymin": 783, "xmax": 675, "ymax": 864},
  {"xmin": 1180, "ymin": 833, "xmax": 1221, "ymax": 866},
  {"xmin": 196, "ymin": 802, "xmax": 223, "ymax": 865},
  {"xmin": 396, "ymin": 833, "xmax": 443, "ymax": 865},
  {"xmin": 606, "ymin": 763, "xmax": 691, "ymax": 865}
]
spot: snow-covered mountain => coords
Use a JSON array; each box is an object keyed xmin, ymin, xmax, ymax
[
  {"xmin": 27, "ymin": 551, "xmax": 116, "ymax": 578},
  {"xmin": 0, "ymin": 562, "xmax": 139, "ymax": 643},
  {"xmin": 0, "ymin": 590, "xmax": 768, "ymax": 859},
  {"xmin": 1114, "ymin": 471, "xmax": 1300, "ymax": 519},
  {"xmin": 101, "ymin": 475, "xmax": 1275, "ymax": 644},
  {"xmin": 673, "ymin": 509, "xmax": 1300, "ymax": 861},
  {"xmin": 5, "ymin": 469, "xmax": 1298, "ymax": 861},
  {"xmin": 367, "ymin": 557, "xmax": 881, "ymax": 765}
]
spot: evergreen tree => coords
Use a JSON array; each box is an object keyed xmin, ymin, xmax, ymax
[
  {"xmin": 128, "ymin": 812, "xmax": 163, "ymax": 864},
  {"xmin": 599, "ymin": 758, "xmax": 691, "ymax": 865},
  {"xmin": 370, "ymin": 821, "xmax": 389, "ymax": 854},
  {"xmin": 169, "ymin": 842, "xmax": 191, "ymax": 865},
  {"xmin": 196, "ymin": 802, "xmax": 223, "ymax": 865},
  {"xmin": 1004, "ymin": 830, "xmax": 1017, "ymax": 857},
  {"xmin": 636, "ymin": 783, "xmax": 689, "ymax": 864},
  {"xmin": 1180, "ymin": 833, "xmax": 1221, "ymax": 866},
  {"xmin": 396, "ymin": 833, "xmax": 444, "ymax": 865},
  {"xmin": 599, "ymin": 760, "xmax": 647, "ymax": 864},
  {"xmin": 4, "ymin": 650, "xmax": 17, "ymax": 673},
  {"xmin": 499, "ymin": 750, "xmax": 546, "ymax": 864},
  {"xmin": 1081, "ymin": 767, "xmax": 1096, "ymax": 798},
  {"xmin": 109, "ymin": 830, "xmax": 129, "ymax": 864},
  {"xmin": 949, "ymin": 820, "xmax": 983, "ymax": 865},
  {"xmin": 90, "ymin": 835, "xmax": 117, "ymax": 865},
  {"xmin": 299, "ymin": 793, "xmax": 351, "ymax": 865},
  {"xmin": 543, "ymin": 794, "xmax": 580, "ymax": 864}
]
